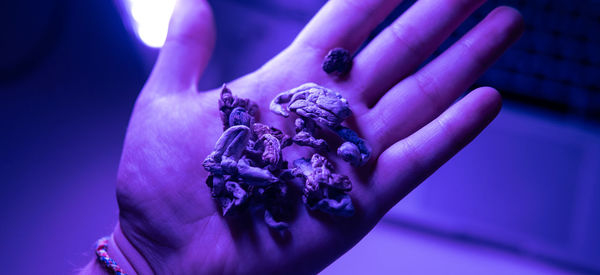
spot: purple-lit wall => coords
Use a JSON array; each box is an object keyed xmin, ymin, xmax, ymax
[
  {"xmin": 1, "ymin": 0, "xmax": 598, "ymax": 274},
  {"xmin": 1, "ymin": 0, "xmax": 146, "ymax": 273}
]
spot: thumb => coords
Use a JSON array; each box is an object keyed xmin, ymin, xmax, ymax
[{"xmin": 144, "ymin": 0, "xmax": 216, "ymax": 95}]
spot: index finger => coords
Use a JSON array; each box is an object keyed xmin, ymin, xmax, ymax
[{"xmin": 292, "ymin": 0, "xmax": 403, "ymax": 54}]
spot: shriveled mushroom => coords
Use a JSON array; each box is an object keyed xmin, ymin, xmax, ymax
[
  {"xmin": 292, "ymin": 153, "xmax": 355, "ymax": 216},
  {"xmin": 270, "ymin": 83, "xmax": 370, "ymax": 166}
]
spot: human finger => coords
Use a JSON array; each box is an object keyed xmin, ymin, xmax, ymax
[
  {"xmin": 365, "ymin": 6, "xmax": 523, "ymax": 154},
  {"xmin": 349, "ymin": 0, "xmax": 485, "ymax": 106},
  {"xmin": 371, "ymin": 87, "xmax": 502, "ymax": 213},
  {"xmin": 291, "ymin": 0, "xmax": 403, "ymax": 56},
  {"xmin": 143, "ymin": 0, "xmax": 216, "ymax": 95}
]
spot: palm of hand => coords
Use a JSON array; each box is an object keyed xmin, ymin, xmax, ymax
[{"xmin": 114, "ymin": 0, "xmax": 523, "ymax": 274}]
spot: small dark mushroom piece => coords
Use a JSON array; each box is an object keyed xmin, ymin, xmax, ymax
[{"xmin": 322, "ymin": 48, "xmax": 353, "ymax": 76}]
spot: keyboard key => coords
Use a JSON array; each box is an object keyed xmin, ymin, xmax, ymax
[{"xmin": 585, "ymin": 42, "xmax": 600, "ymax": 65}]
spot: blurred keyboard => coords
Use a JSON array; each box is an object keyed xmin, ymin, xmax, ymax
[
  {"xmin": 374, "ymin": 0, "xmax": 600, "ymax": 121},
  {"xmin": 478, "ymin": 0, "xmax": 600, "ymax": 120}
]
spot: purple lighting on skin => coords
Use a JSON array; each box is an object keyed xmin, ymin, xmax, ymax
[{"xmin": 122, "ymin": 0, "xmax": 175, "ymax": 48}]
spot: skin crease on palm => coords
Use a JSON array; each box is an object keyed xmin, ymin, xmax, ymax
[{"xmin": 97, "ymin": 0, "xmax": 525, "ymax": 274}]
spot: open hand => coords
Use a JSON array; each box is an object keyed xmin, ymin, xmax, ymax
[{"xmin": 114, "ymin": 0, "xmax": 524, "ymax": 274}]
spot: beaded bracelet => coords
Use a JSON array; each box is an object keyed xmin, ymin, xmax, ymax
[{"xmin": 96, "ymin": 237, "xmax": 128, "ymax": 275}]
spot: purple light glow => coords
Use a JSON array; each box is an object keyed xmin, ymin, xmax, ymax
[{"xmin": 121, "ymin": 0, "xmax": 175, "ymax": 48}]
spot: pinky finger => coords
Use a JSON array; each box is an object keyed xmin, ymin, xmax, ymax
[{"xmin": 372, "ymin": 87, "xmax": 502, "ymax": 213}]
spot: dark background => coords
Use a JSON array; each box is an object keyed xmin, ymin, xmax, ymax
[{"xmin": 1, "ymin": 0, "xmax": 146, "ymax": 273}]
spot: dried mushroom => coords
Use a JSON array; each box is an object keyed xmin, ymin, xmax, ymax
[
  {"xmin": 219, "ymin": 84, "xmax": 258, "ymax": 130},
  {"xmin": 204, "ymin": 79, "xmax": 365, "ymax": 230},
  {"xmin": 270, "ymin": 83, "xmax": 371, "ymax": 166},
  {"xmin": 205, "ymin": 88, "xmax": 293, "ymax": 229},
  {"xmin": 322, "ymin": 48, "xmax": 352, "ymax": 76},
  {"xmin": 292, "ymin": 154, "xmax": 355, "ymax": 217}
]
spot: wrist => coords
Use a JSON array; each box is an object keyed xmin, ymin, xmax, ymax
[
  {"xmin": 112, "ymin": 222, "xmax": 154, "ymax": 275},
  {"xmin": 80, "ymin": 256, "xmax": 110, "ymax": 275},
  {"xmin": 79, "ymin": 225, "xmax": 141, "ymax": 275}
]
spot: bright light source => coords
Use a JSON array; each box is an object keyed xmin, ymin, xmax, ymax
[{"xmin": 123, "ymin": 0, "xmax": 176, "ymax": 48}]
